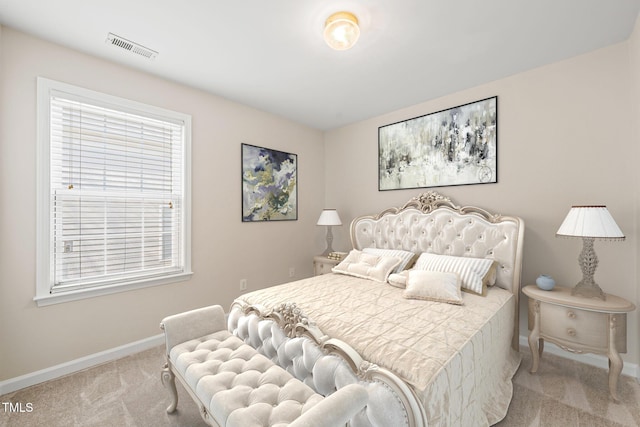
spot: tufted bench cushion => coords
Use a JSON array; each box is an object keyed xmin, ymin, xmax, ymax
[
  {"xmin": 229, "ymin": 306, "xmax": 414, "ymax": 427},
  {"xmin": 161, "ymin": 305, "xmax": 368, "ymax": 427}
]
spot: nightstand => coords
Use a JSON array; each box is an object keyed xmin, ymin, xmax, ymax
[
  {"xmin": 523, "ymin": 285, "xmax": 635, "ymax": 401},
  {"xmin": 313, "ymin": 255, "xmax": 340, "ymax": 276}
]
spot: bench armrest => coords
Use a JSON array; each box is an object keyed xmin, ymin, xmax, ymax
[
  {"xmin": 289, "ymin": 384, "xmax": 368, "ymax": 427},
  {"xmin": 160, "ymin": 305, "xmax": 226, "ymax": 351}
]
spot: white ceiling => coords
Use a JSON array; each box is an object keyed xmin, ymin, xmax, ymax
[{"xmin": 1, "ymin": 1, "xmax": 639, "ymax": 130}]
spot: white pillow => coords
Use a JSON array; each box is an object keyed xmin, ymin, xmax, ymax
[
  {"xmin": 414, "ymin": 253, "xmax": 496, "ymax": 296},
  {"xmin": 403, "ymin": 270, "xmax": 463, "ymax": 305},
  {"xmin": 387, "ymin": 270, "xmax": 409, "ymax": 288},
  {"xmin": 332, "ymin": 249, "xmax": 401, "ymax": 282},
  {"xmin": 362, "ymin": 248, "xmax": 417, "ymax": 274}
]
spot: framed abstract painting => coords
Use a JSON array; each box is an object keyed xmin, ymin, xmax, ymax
[
  {"xmin": 241, "ymin": 143, "xmax": 298, "ymax": 222},
  {"xmin": 378, "ymin": 96, "xmax": 497, "ymax": 191}
]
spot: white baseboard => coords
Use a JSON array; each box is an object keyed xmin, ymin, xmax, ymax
[
  {"xmin": 2, "ymin": 333, "xmax": 637, "ymax": 396},
  {"xmin": 518, "ymin": 335, "xmax": 640, "ymax": 381},
  {"xmin": 0, "ymin": 334, "xmax": 164, "ymax": 396}
]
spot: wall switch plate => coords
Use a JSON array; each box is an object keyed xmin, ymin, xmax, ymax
[
  {"xmin": 240, "ymin": 279, "xmax": 247, "ymax": 291},
  {"xmin": 289, "ymin": 267, "xmax": 295, "ymax": 278}
]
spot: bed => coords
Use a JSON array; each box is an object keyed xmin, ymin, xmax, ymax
[{"xmin": 227, "ymin": 191, "xmax": 524, "ymax": 426}]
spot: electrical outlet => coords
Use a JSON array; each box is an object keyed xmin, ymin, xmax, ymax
[
  {"xmin": 289, "ymin": 267, "xmax": 295, "ymax": 278},
  {"xmin": 240, "ymin": 279, "xmax": 247, "ymax": 291}
]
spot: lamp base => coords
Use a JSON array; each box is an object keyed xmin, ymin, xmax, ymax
[
  {"xmin": 571, "ymin": 237, "xmax": 606, "ymax": 300},
  {"xmin": 322, "ymin": 226, "xmax": 334, "ymax": 256},
  {"xmin": 571, "ymin": 280, "xmax": 606, "ymax": 300}
]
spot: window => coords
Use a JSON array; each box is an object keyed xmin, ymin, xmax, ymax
[{"xmin": 36, "ymin": 78, "xmax": 191, "ymax": 306}]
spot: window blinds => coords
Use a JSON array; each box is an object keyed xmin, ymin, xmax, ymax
[{"xmin": 49, "ymin": 95, "xmax": 185, "ymax": 292}]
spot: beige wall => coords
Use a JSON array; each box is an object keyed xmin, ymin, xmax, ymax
[
  {"xmin": 629, "ymin": 15, "xmax": 640, "ymax": 365},
  {"xmin": 2, "ymin": 18, "xmax": 640, "ymax": 384},
  {"xmin": 0, "ymin": 27, "xmax": 325, "ymax": 381},
  {"xmin": 324, "ymin": 39, "xmax": 639, "ymax": 366}
]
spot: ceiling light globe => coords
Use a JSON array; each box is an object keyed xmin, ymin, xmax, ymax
[{"xmin": 324, "ymin": 11, "xmax": 360, "ymax": 51}]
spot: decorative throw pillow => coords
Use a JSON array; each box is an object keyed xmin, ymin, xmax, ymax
[
  {"xmin": 403, "ymin": 270, "xmax": 463, "ymax": 305},
  {"xmin": 485, "ymin": 263, "xmax": 498, "ymax": 287},
  {"xmin": 414, "ymin": 253, "xmax": 496, "ymax": 296},
  {"xmin": 362, "ymin": 248, "xmax": 418, "ymax": 274},
  {"xmin": 332, "ymin": 249, "xmax": 401, "ymax": 282},
  {"xmin": 387, "ymin": 270, "xmax": 409, "ymax": 288}
]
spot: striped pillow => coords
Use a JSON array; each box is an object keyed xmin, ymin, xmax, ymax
[
  {"xmin": 362, "ymin": 248, "xmax": 418, "ymax": 274},
  {"xmin": 414, "ymin": 253, "xmax": 496, "ymax": 296}
]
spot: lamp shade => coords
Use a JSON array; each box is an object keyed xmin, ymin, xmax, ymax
[
  {"xmin": 556, "ymin": 206, "xmax": 624, "ymax": 240},
  {"xmin": 323, "ymin": 11, "xmax": 360, "ymax": 51},
  {"xmin": 317, "ymin": 209, "xmax": 342, "ymax": 226}
]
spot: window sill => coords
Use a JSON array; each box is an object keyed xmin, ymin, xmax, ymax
[{"xmin": 34, "ymin": 271, "xmax": 193, "ymax": 307}]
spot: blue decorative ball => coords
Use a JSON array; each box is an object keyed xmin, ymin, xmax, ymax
[{"xmin": 536, "ymin": 274, "xmax": 556, "ymax": 291}]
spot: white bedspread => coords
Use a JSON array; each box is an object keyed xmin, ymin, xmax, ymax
[{"xmin": 235, "ymin": 273, "xmax": 521, "ymax": 426}]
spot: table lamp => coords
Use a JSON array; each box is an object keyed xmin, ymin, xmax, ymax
[
  {"xmin": 317, "ymin": 209, "xmax": 342, "ymax": 256},
  {"xmin": 556, "ymin": 205, "xmax": 625, "ymax": 300}
]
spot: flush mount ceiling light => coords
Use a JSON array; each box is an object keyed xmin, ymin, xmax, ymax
[{"xmin": 323, "ymin": 11, "xmax": 360, "ymax": 50}]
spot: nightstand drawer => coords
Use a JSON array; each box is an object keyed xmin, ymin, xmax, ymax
[
  {"xmin": 314, "ymin": 261, "xmax": 333, "ymax": 275},
  {"xmin": 313, "ymin": 256, "xmax": 340, "ymax": 276},
  {"xmin": 539, "ymin": 302, "xmax": 608, "ymax": 349}
]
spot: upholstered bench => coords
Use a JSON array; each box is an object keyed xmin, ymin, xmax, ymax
[{"xmin": 160, "ymin": 305, "xmax": 368, "ymax": 427}]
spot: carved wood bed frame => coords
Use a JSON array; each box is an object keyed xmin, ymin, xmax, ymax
[
  {"xmin": 350, "ymin": 191, "xmax": 524, "ymax": 350},
  {"xmin": 228, "ymin": 191, "xmax": 525, "ymax": 426},
  {"xmin": 228, "ymin": 301, "xmax": 426, "ymax": 426}
]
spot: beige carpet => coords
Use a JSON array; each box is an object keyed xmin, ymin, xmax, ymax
[
  {"xmin": 1, "ymin": 346, "xmax": 638, "ymax": 426},
  {"xmin": 497, "ymin": 350, "xmax": 640, "ymax": 427}
]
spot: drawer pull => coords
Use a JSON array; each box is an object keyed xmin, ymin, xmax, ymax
[
  {"xmin": 567, "ymin": 311, "xmax": 576, "ymax": 319},
  {"xmin": 566, "ymin": 328, "xmax": 576, "ymax": 337}
]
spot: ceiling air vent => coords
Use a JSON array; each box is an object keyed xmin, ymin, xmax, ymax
[{"xmin": 106, "ymin": 33, "xmax": 158, "ymax": 60}]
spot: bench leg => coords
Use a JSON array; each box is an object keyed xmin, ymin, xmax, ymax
[{"xmin": 161, "ymin": 362, "xmax": 179, "ymax": 413}]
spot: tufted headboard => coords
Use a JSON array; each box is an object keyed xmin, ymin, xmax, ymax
[{"xmin": 350, "ymin": 191, "xmax": 525, "ymax": 350}]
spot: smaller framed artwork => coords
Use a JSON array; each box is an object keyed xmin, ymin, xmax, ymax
[
  {"xmin": 242, "ymin": 143, "xmax": 298, "ymax": 222},
  {"xmin": 378, "ymin": 96, "xmax": 497, "ymax": 191}
]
